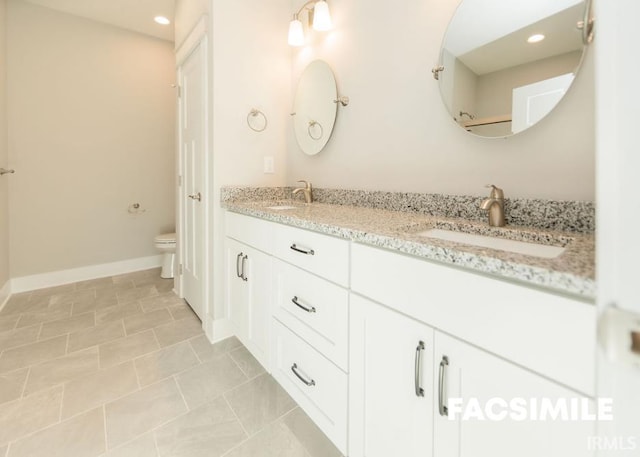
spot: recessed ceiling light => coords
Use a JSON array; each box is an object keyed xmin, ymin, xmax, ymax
[
  {"xmin": 527, "ymin": 34, "xmax": 545, "ymax": 44},
  {"xmin": 154, "ymin": 16, "xmax": 170, "ymax": 25}
]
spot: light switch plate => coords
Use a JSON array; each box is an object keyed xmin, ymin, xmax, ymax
[{"xmin": 263, "ymin": 156, "xmax": 275, "ymax": 174}]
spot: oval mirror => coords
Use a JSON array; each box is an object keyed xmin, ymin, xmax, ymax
[
  {"xmin": 437, "ymin": 0, "xmax": 591, "ymax": 138},
  {"xmin": 293, "ymin": 60, "xmax": 338, "ymax": 155}
]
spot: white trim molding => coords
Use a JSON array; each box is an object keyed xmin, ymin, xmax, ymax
[
  {"xmin": 10, "ymin": 255, "xmax": 164, "ymax": 294},
  {"xmin": 0, "ymin": 280, "xmax": 11, "ymax": 312},
  {"xmin": 176, "ymin": 15, "xmax": 208, "ymax": 66},
  {"xmin": 207, "ymin": 317, "xmax": 234, "ymax": 344}
]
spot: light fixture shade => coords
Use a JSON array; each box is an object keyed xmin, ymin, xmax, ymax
[
  {"xmin": 312, "ymin": 1, "xmax": 332, "ymax": 31},
  {"xmin": 288, "ymin": 18, "xmax": 305, "ymax": 46}
]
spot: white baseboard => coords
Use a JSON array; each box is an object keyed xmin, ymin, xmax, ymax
[
  {"xmin": 206, "ymin": 317, "xmax": 234, "ymax": 343},
  {"xmin": 10, "ymin": 255, "xmax": 164, "ymax": 294},
  {"xmin": 0, "ymin": 280, "xmax": 11, "ymax": 312}
]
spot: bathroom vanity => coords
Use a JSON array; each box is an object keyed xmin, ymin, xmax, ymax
[{"xmin": 222, "ymin": 190, "xmax": 596, "ymax": 457}]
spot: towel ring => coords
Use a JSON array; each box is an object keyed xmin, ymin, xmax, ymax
[
  {"xmin": 247, "ymin": 108, "xmax": 267, "ymax": 132},
  {"xmin": 308, "ymin": 120, "xmax": 323, "ymax": 140}
]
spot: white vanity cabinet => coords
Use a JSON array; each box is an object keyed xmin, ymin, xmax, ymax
[
  {"xmin": 349, "ymin": 293, "xmax": 434, "ymax": 457},
  {"xmin": 224, "ymin": 210, "xmax": 597, "ymax": 457}
]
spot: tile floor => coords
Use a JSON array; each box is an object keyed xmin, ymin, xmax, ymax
[{"xmin": 0, "ymin": 269, "xmax": 342, "ymax": 457}]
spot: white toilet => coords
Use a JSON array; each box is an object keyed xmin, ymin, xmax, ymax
[{"xmin": 154, "ymin": 233, "xmax": 176, "ymax": 279}]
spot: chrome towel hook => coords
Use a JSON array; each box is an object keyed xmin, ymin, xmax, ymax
[{"xmin": 0, "ymin": 168, "xmax": 15, "ymax": 176}]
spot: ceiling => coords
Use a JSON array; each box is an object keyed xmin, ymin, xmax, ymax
[
  {"xmin": 23, "ymin": 0, "xmax": 176, "ymax": 42},
  {"xmin": 458, "ymin": 4, "xmax": 584, "ymax": 76}
]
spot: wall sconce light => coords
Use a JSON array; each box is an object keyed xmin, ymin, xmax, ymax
[{"xmin": 288, "ymin": 0, "xmax": 333, "ymax": 46}]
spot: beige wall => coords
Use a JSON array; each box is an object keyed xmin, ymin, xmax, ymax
[
  {"xmin": 174, "ymin": 0, "xmax": 208, "ymax": 50},
  {"xmin": 0, "ymin": 0, "xmax": 9, "ymax": 290},
  {"xmin": 475, "ymin": 51, "xmax": 583, "ymax": 118},
  {"xmin": 286, "ymin": 0, "xmax": 595, "ymax": 201},
  {"xmin": 7, "ymin": 0, "xmax": 176, "ymax": 277},
  {"xmin": 210, "ymin": 0, "xmax": 291, "ymax": 321}
]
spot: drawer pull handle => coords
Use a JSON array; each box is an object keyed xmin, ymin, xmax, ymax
[
  {"xmin": 241, "ymin": 255, "xmax": 248, "ymax": 281},
  {"xmin": 292, "ymin": 296, "xmax": 316, "ymax": 313},
  {"xmin": 414, "ymin": 341, "xmax": 425, "ymax": 397},
  {"xmin": 438, "ymin": 355, "xmax": 449, "ymax": 416},
  {"xmin": 291, "ymin": 363, "xmax": 316, "ymax": 387},
  {"xmin": 236, "ymin": 253, "xmax": 243, "ymax": 278},
  {"xmin": 290, "ymin": 244, "xmax": 315, "ymax": 256}
]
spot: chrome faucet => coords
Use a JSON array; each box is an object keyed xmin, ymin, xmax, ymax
[
  {"xmin": 480, "ymin": 184, "xmax": 505, "ymax": 227},
  {"xmin": 292, "ymin": 180, "xmax": 313, "ymax": 204}
]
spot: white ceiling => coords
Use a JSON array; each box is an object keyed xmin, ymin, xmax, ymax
[
  {"xmin": 23, "ymin": 0, "xmax": 176, "ymax": 42},
  {"xmin": 444, "ymin": 0, "xmax": 583, "ymax": 57},
  {"xmin": 458, "ymin": 4, "xmax": 584, "ymax": 75}
]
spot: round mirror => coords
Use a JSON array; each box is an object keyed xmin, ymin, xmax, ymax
[
  {"xmin": 293, "ymin": 60, "xmax": 338, "ymax": 155},
  {"xmin": 437, "ymin": 0, "xmax": 591, "ymax": 138}
]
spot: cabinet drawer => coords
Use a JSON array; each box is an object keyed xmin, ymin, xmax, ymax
[
  {"xmin": 351, "ymin": 243, "xmax": 596, "ymax": 397},
  {"xmin": 273, "ymin": 260, "xmax": 349, "ymax": 370},
  {"xmin": 272, "ymin": 320, "xmax": 348, "ymax": 454},
  {"xmin": 225, "ymin": 211, "xmax": 274, "ymax": 254},
  {"xmin": 272, "ymin": 224, "xmax": 349, "ymax": 287}
]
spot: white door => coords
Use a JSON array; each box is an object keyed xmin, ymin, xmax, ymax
[
  {"xmin": 178, "ymin": 41, "xmax": 206, "ymax": 320},
  {"xmin": 595, "ymin": 1, "xmax": 640, "ymax": 455},
  {"xmin": 511, "ymin": 72, "xmax": 574, "ymax": 134},
  {"xmin": 349, "ymin": 294, "xmax": 434, "ymax": 457}
]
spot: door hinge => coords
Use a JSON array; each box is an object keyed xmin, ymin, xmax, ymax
[
  {"xmin": 179, "ymin": 264, "xmax": 183, "ymax": 275},
  {"xmin": 177, "ymin": 86, "xmax": 182, "ymax": 98},
  {"xmin": 178, "ymin": 175, "xmax": 183, "ymax": 186}
]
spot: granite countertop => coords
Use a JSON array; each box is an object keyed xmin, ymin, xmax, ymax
[{"xmin": 223, "ymin": 198, "xmax": 596, "ymax": 300}]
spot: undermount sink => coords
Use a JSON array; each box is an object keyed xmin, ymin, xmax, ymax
[
  {"xmin": 416, "ymin": 228, "xmax": 566, "ymax": 259},
  {"xmin": 266, "ymin": 205, "xmax": 299, "ymax": 210}
]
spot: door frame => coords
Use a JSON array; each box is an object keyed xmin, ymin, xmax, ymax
[
  {"xmin": 176, "ymin": 17, "xmax": 209, "ymax": 317},
  {"xmin": 595, "ymin": 0, "xmax": 640, "ymax": 451}
]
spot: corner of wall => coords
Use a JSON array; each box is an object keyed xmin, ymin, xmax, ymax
[{"xmin": 0, "ymin": 0, "xmax": 11, "ymax": 293}]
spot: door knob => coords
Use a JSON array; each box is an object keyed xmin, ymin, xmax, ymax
[{"xmin": 188, "ymin": 192, "xmax": 201, "ymax": 202}]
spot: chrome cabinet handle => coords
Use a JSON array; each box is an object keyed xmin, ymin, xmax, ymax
[
  {"xmin": 241, "ymin": 255, "xmax": 248, "ymax": 281},
  {"xmin": 438, "ymin": 355, "xmax": 449, "ymax": 416},
  {"xmin": 291, "ymin": 363, "xmax": 315, "ymax": 387},
  {"xmin": 414, "ymin": 341, "xmax": 425, "ymax": 397},
  {"xmin": 188, "ymin": 192, "xmax": 201, "ymax": 201},
  {"xmin": 236, "ymin": 253, "xmax": 243, "ymax": 278},
  {"xmin": 290, "ymin": 244, "xmax": 315, "ymax": 256},
  {"xmin": 291, "ymin": 296, "xmax": 316, "ymax": 313}
]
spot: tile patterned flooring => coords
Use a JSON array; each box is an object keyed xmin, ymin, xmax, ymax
[{"xmin": 0, "ymin": 269, "xmax": 342, "ymax": 457}]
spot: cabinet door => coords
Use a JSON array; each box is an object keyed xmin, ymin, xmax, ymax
[
  {"xmin": 244, "ymin": 244, "xmax": 271, "ymax": 369},
  {"xmin": 225, "ymin": 238, "xmax": 248, "ymax": 341},
  {"xmin": 224, "ymin": 238, "xmax": 271, "ymax": 370},
  {"xmin": 434, "ymin": 331, "xmax": 595, "ymax": 457},
  {"xmin": 349, "ymin": 294, "xmax": 434, "ymax": 457}
]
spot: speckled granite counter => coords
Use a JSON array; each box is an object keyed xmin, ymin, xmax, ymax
[{"xmin": 222, "ymin": 189, "xmax": 595, "ymax": 300}]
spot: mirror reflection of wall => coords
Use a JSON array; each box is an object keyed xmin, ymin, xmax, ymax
[{"xmin": 438, "ymin": 0, "xmax": 589, "ymax": 138}]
